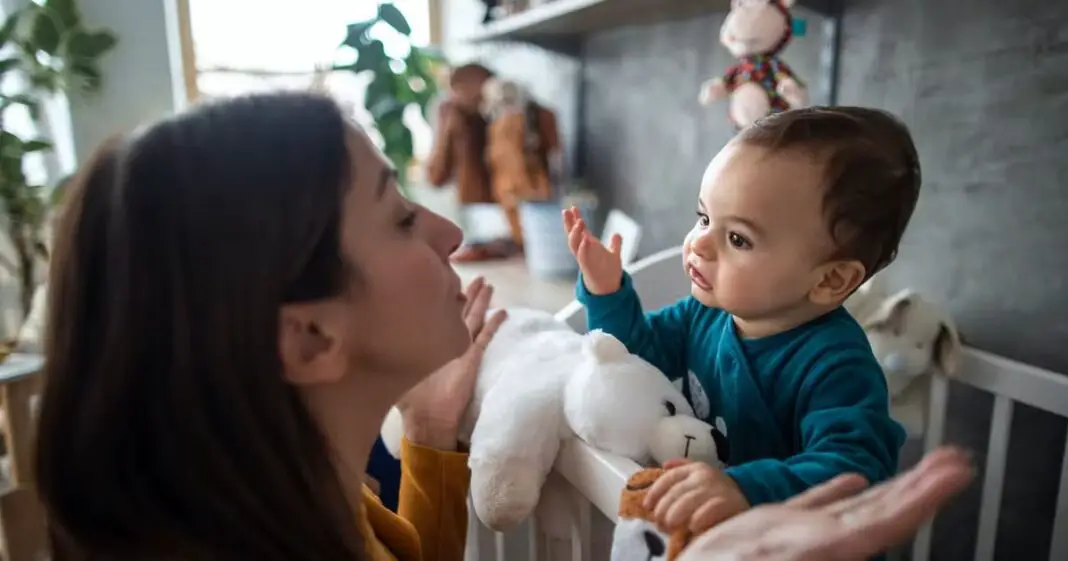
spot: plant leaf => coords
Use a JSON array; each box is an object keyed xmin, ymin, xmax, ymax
[
  {"xmin": 69, "ymin": 60, "xmax": 102, "ymax": 93},
  {"xmin": 29, "ymin": 7, "xmax": 62, "ymax": 55},
  {"xmin": 0, "ymin": 10, "xmax": 23, "ymax": 48},
  {"xmin": 0, "ymin": 58, "xmax": 21, "ymax": 75},
  {"xmin": 66, "ymin": 29, "xmax": 117, "ymax": 60},
  {"xmin": 377, "ymin": 3, "xmax": 412, "ymax": 36},
  {"xmin": 0, "ymin": 94, "xmax": 41, "ymax": 119},
  {"xmin": 341, "ymin": 19, "xmax": 376, "ymax": 48},
  {"xmin": 43, "ymin": 0, "xmax": 81, "ymax": 30},
  {"xmin": 21, "ymin": 139, "xmax": 52, "ymax": 153},
  {"xmin": 353, "ymin": 39, "xmax": 388, "ymax": 74}
]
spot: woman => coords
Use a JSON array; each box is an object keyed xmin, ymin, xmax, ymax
[
  {"xmin": 35, "ymin": 91, "xmax": 501, "ymax": 561},
  {"xmin": 34, "ymin": 90, "xmax": 970, "ymax": 561}
]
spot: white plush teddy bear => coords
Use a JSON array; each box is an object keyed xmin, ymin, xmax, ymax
[
  {"xmin": 852, "ymin": 289, "xmax": 963, "ymax": 438},
  {"xmin": 380, "ymin": 308, "xmax": 720, "ymax": 532}
]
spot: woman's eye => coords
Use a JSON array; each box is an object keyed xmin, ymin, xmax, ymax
[
  {"xmin": 695, "ymin": 212, "xmax": 710, "ymax": 228},
  {"xmin": 663, "ymin": 400, "xmax": 677, "ymax": 416},
  {"xmin": 727, "ymin": 231, "xmax": 751, "ymax": 249},
  {"xmin": 398, "ymin": 209, "xmax": 418, "ymax": 230}
]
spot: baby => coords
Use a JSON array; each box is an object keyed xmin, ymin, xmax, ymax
[{"xmin": 564, "ymin": 106, "xmax": 917, "ymax": 535}]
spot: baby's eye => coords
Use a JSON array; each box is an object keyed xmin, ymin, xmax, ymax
[
  {"xmin": 727, "ymin": 231, "xmax": 752, "ymax": 249},
  {"xmin": 663, "ymin": 400, "xmax": 677, "ymax": 416},
  {"xmin": 695, "ymin": 212, "xmax": 710, "ymax": 228}
]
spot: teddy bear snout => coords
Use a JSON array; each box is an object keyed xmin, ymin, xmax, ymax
[{"xmin": 881, "ymin": 352, "xmax": 908, "ymax": 375}]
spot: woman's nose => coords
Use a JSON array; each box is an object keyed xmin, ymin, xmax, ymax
[{"xmin": 424, "ymin": 208, "xmax": 464, "ymax": 258}]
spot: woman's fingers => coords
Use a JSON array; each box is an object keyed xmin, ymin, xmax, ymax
[
  {"xmin": 785, "ymin": 473, "xmax": 869, "ymax": 510},
  {"xmin": 824, "ymin": 447, "xmax": 969, "ymax": 518},
  {"xmin": 820, "ymin": 456, "xmax": 974, "ymax": 560},
  {"xmin": 473, "ymin": 309, "xmax": 507, "ymax": 351},
  {"xmin": 464, "ymin": 282, "xmax": 494, "ymax": 336},
  {"xmin": 461, "ymin": 277, "xmax": 485, "ymax": 318}
]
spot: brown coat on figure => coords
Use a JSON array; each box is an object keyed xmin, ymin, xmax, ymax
[
  {"xmin": 486, "ymin": 102, "xmax": 559, "ymax": 208},
  {"xmin": 425, "ymin": 64, "xmax": 495, "ymax": 206}
]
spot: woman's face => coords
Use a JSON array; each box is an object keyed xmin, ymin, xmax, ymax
[{"xmin": 280, "ymin": 127, "xmax": 469, "ymax": 402}]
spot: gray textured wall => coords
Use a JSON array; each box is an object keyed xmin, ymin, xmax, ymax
[{"xmin": 581, "ymin": 0, "xmax": 1068, "ymax": 559}]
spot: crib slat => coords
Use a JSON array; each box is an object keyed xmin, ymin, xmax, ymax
[
  {"xmin": 1049, "ymin": 431, "xmax": 1068, "ymax": 561},
  {"xmin": 528, "ymin": 516, "xmax": 542, "ymax": 561},
  {"xmin": 466, "ymin": 497, "xmax": 480, "ymax": 561},
  {"xmin": 912, "ymin": 374, "xmax": 951, "ymax": 561},
  {"xmin": 569, "ymin": 492, "xmax": 592, "ymax": 561},
  {"xmin": 495, "ymin": 530, "xmax": 507, "ymax": 560},
  {"xmin": 975, "ymin": 395, "xmax": 1013, "ymax": 561}
]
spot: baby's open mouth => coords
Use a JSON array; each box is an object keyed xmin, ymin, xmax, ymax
[{"xmin": 688, "ymin": 264, "xmax": 712, "ymax": 291}]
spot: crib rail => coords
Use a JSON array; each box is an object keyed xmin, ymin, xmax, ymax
[
  {"xmin": 464, "ymin": 245, "xmax": 1068, "ymax": 561},
  {"xmin": 912, "ymin": 348, "xmax": 1068, "ymax": 561}
]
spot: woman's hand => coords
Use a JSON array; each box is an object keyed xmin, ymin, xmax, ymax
[
  {"xmin": 677, "ymin": 447, "xmax": 975, "ymax": 561},
  {"xmin": 397, "ymin": 277, "xmax": 507, "ymax": 450}
]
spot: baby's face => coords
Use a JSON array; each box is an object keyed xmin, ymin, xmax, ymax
[{"xmin": 683, "ymin": 141, "xmax": 838, "ymax": 334}]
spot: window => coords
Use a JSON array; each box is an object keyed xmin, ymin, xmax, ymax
[{"xmin": 185, "ymin": 0, "xmax": 436, "ymax": 160}]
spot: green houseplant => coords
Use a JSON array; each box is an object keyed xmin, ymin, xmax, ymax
[
  {"xmin": 0, "ymin": 0, "xmax": 116, "ymax": 321},
  {"xmin": 336, "ymin": 2, "xmax": 444, "ymax": 189}
]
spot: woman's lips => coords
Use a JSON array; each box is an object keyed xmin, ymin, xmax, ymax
[{"xmin": 688, "ymin": 264, "xmax": 712, "ymax": 291}]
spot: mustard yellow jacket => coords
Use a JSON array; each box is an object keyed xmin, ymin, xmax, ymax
[{"xmin": 357, "ymin": 438, "xmax": 470, "ymax": 561}]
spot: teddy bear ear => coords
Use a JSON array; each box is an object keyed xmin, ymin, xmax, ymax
[
  {"xmin": 861, "ymin": 289, "xmax": 916, "ymax": 334},
  {"xmin": 935, "ymin": 319, "xmax": 963, "ymax": 376},
  {"xmin": 585, "ymin": 330, "xmax": 630, "ymax": 362}
]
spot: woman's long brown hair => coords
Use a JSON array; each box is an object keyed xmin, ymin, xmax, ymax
[{"xmin": 35, "ymin": 93, "xmax": 368, "ymax": 561}]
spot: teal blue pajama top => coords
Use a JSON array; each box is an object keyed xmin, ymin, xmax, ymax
[{"xmin": 578, "ymin": 272, "xmax": 906, "ymax": 506}]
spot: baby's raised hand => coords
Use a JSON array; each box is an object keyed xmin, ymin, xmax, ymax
[
  {"xmin": 562, "ymin": 206, "xmax": 623, "ymax": 295},
  {"xmin": 644, "ymin": 459, "xmax": 750, "ymax": 534}
]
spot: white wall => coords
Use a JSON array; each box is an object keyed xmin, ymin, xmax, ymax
[
  {"xmin": 67, "ymin": 0, "xmax": 188, "ymax": 164},
  {"xmin": 0, "ymin": 0, "xmax": 185, "ymax": 340}
]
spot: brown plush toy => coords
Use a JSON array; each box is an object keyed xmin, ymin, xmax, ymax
[{"xmin": 611, "ymin": 468, "xmax": 693, "ymax": 561}]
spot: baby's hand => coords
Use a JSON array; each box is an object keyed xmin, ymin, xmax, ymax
[
  {"xmin": 644, "ymin": 459, "xmax": 751, "ymax": 534},
  {"xmin": 562, "ymin": 206, "xmax": 623, "ymax": 295}
]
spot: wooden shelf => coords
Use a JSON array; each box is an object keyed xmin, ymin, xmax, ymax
[{"xmin": 460, "ymin": 0, "xmax": 839, "ymax": 46}]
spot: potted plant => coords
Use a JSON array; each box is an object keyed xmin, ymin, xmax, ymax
[
  {"xmin": 335, "ymin": 2, "xmax": 444, "ymax": 191},
  {"xmin": 0, "ymin": 0, "xmax": 117, "ymax": 357}
]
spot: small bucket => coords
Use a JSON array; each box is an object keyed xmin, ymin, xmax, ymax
[{"xmin": 519, "ymin": 192, "xmax": 597, "ymax": 279}]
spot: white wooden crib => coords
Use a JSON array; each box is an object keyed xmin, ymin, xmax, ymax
[{"xmin": 463, "ymin": 246, "xmax": 1068, "ymax": 561}]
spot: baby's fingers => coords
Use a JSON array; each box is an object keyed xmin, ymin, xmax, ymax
[
  {"xmin": 688, "ymin": 496, "xmax": 734, "ymax": 533},
  {"xmin": 643, "ymin": 467, "xmax": 689, "ymax": 510},
  {"xmin": 568, "ymin": 218, "xmax": 588, "ymax": 255},
  {"xmin": 661, "ymin": 489, "xmax": 709, "ymax": 531},
  {"xmin": 561, "ymin": 208, "xmax": 576, "ymax": 235}
]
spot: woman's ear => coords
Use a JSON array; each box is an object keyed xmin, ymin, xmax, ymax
[
  {"xmin": 934, "ymin": 320, "xmax": 963, "ymax": 376},
  {"xmin": 278, "ymin": 304, "xmax": 347, "ymax": 386}
]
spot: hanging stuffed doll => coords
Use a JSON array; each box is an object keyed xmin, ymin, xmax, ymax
[
  {"xmin": 698, "ymin": 0, "xmax": 809, "ymax": 130},
  {"xmin": 481, "ymin": 77, "xmax": 562, "ymax": 250}
]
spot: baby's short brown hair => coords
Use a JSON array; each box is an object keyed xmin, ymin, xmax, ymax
[{"xmin": 737, "ymin": 106, "xmax": 921, "ymax": 279}]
